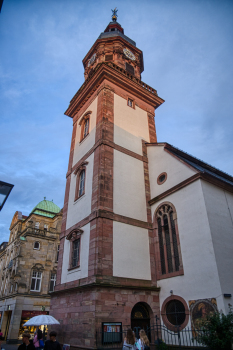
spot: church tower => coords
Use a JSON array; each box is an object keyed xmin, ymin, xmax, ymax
[{"xmin": 50, "ymin": 10, "xmax": 164, "ymax": 348}]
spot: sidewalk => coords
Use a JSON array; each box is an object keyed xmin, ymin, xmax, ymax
[{"xmin": 1, "ymin": 343, "xmax": 20, "ymax": 350}]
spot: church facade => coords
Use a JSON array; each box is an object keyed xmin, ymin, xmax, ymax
[{"xmin": 50, "ymin": 12, "xmax": 233, "ymax": 349}]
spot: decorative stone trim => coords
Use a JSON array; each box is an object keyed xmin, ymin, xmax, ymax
[
  {"xmin": 66, "ymin": 228, "xmax": 84, "ymax": 241},
  {"xmin": 161, "ymin": 295, "xmax": 189, "ymax": 331},
  {"xmin": 157, "ymin": 172, "xmax": 167, "ymax": 185}
]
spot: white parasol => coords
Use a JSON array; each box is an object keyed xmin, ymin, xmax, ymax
[{"xmin": 23, "ymin": 315, "xmax": 60, "ymax": 326}]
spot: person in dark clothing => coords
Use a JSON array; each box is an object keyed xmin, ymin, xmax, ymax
[
  {"xmin": 37, "ymin": 329, "xmax": 43, "ymax": 340},
  {"xmin": 44, "ymin": 331, "xmax": 61, "ymax": 350},
  {"xmin": 18, "ymin": 333, "xmax": 35, "ymax": 350}
]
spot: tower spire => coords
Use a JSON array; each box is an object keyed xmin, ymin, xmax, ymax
[{"xmin": 111, "ymin": 7, "xmax": 118, "ymax": 22}]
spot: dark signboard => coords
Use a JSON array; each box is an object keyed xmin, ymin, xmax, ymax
[
  {"xmin": 21, "ymin": 310, "xmax": 49, "ymax": 318},
  {"xmin": 102, "ymin": 322, "xmax": 122, "ymax": 344}
]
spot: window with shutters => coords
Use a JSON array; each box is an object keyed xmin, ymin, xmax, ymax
[
  {"xmin": 125, "ymin": 62, "xmax": 134, "ymax": 75},
  {"xmin": 154, "ymin": 203, "xmax": 183, "ymax": 279}
]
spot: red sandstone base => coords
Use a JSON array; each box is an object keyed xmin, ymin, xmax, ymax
[{"xmin": 50, "ymin": 286, "xmax": 160, "ymax": 350}]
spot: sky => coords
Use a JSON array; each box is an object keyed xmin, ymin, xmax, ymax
[{"xmin": 0, "ymin": 0, "xmax": 233, "ymax": 242}]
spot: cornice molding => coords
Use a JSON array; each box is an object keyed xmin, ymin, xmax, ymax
[{"xmin": 65, "ymin": 62, "xmax": 164, "ymax": 118}]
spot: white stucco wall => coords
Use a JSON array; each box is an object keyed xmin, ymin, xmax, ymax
[
  {"xmin": 113, "ymin": 150, "xmax": 147, "ymax": 222},
  {"xmin": 114, "ymin": 94, "xmax": 150, "ymax": 155},
  {"xmin": 66, "ymin": 152, "xmax": 94, "ymax": 230},
  {"xmin": 113, "ymin": 221, "xmax": 151, "ymax": 280},
  {"xmin": 72, "ymin": 97, "xmax": 97, "ymax": 166},
  {"xmin": 151, "ymin": 180, "xmax": 226, "ymax": 324},
  {"xmin": 202, "ymin": 181, "xmax": 233, "ymax": 312},
  {"xmin": 61, "ymin": 223, "xmax": 90, "ymax": 284},
  {"xmin": 147, "ymin": 145, "xmax": 197, "ymax": 198}
]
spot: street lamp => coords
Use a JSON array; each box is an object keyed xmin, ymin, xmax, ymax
[{"xmin": 0, "ymin": 180, "xmax": 14, "ymax": 211}]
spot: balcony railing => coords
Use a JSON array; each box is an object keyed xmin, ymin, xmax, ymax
[{"xmin": 22, "ymin": 227, "xmax": 57, "ymax": 236}]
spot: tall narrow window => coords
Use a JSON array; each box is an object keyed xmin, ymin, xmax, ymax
[
  {"xmin": 72, "ymin": 239, "xmax": 80, "ymax": 268},
  {"xmin": 155, "ymin": 204, "xmax": 183, "ymax": 278},
  {"xmin": 49, "ymin": 273, "xmax": 56, "ymax": 292},
  {"xmin": 74, "ymin": 162, "xmax": 88, "ymax": 201},
  {"xmin": 56, "ymin": 245, "xmax": 60, "ymax": 262},
  {"xmin": 30, "ymin": 271, "xmax": 42, "ymax": 291},
  {"xmin": 83, "ymin": 118, "xmax": 89, "ymax": 138},
  {"xmin": 79, "ymin": 113, "xmax": 91, "ymax": 142},
  {"xmin": 79, "ymin": 170, "xmax": 85, "ymax": 197}
]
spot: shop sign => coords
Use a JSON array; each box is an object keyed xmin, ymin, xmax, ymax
[
  {"xmin": 21, "ymin": 310, "xmax": 49, "ymax": 318},
  {"xmin": 102, "ymin": 322, "xmax": 122, "ymax": 344}
]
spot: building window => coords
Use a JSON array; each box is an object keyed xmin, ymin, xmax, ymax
[
  {"xmin": 15, "ymin": 283, "xmax": 18, "ymax": 292},
  {"xmin": 155, "ymin": 203, "xmax": 183, "ymax": 279},
  {"xmin": 56, "ymin": 245, "xmax": 60, "ymax": 262},
  {"xmin": 66, "ymin": 228, "xmax": 83, "ymax": 270},
  {"xmin": 79, "ymin": 170, "xmax": 85, "ymax": 197},
  {"xmin": 161, "ymin": 295, "xmax": 189, "ymax": 331},
  {"xmin": 44, "ymin": 224, "xmax": 48, "ymax": 231},
  {"xmin": 83, "ymin": 118, "xmax": 89, "ymax": 138},
  {"xmin": 35, "ymin": 222, "xmax": 39, "ymax": 232},
  {"xmin": 30, "ymin": 271, "xmax": 42, "ymax": 291},
  {"xmin": 74, "ymin": 163, "xmax": 88, "ymax": 201},
  {"xmin": 10, "ymin": 284, "xmax": 13, "ymax": 293},
  {"xmin": 157, "ymin": 172, "xmax": 167, "ymax": 185},
  {"xmin": 125, "ymin": 62, "xmax": 134, "ymax": 75},
  {"xmin": 34, "ymin": 241, "xmax": 40, "ymax": 250},
  {"xmin": 49, "ymin": 273, "xmax": 56, "ymax": 292},
  {"xmin": 127, "ymin": 98, "xmax": 133, "ymax": 108},
  {"xmin": 72, "ymin": 239, "xmax": 80, "ymax": 268},
  {"xmin": 79, "ymin": 112, "xmax": 91, "ymax": 142}
]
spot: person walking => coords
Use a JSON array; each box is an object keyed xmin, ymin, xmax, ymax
[
  {"xmin": 44, "ymin": 331, "xmax": 61, "ymax": 350},
  {"xmin": 18, "ymin": 333, "xmax": 35, "ymax": 350},
  {"xmin": 33, "ymin": 330, "xmax": 40, "ymax": 350},
  {"xmin": 138, "ymin": 330, "xmax": 150, "ymax": 350},
  {"xmin": 123, "ymin": 329, "xmax": 137, "ymax": 350}
]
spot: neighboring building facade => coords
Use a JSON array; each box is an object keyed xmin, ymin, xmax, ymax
[
  {"xmin": 0, "ymin": 199, "xmax": 62, "ymax": 342},
  {"xmin": 47, "ymin": 12, "xmax": 233, "ymax": 349}
]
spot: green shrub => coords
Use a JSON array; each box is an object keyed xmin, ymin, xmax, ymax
[{"xmin": 196, "ymin": 304, "xmax": 233, "ymax": 350}]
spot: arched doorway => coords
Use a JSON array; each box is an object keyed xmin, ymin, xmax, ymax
[{"xmin": 131, "ymin": 303, "xmax": 151, "ymax": 340}]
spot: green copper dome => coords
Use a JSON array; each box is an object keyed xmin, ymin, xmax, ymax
[{"xmin": 31, "ymin": 198, "xmax": 60, "ymax": 218}]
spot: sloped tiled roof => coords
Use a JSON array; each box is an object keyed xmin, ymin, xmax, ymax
[{"xmin": 163, "ymin": 143, "xmax": 233, "ymax": 187}]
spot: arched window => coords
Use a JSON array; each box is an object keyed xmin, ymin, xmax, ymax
[
  {"xmin": 155, "ymin": 203, "xmax": 183, "ymax": 279},
  {"xmin": 15, "ymin": 282, "xmax": 18, "ymax": 292},
  {"xmin": 79, "ymin": 112, "xmax": 91, "ymax": 142},
  {"xmin": 34, "ymin": 241, "xmax": 40, "ymax": 250},
  {"xmin": 74, "ymin": 162, "xmax": 88, "ymax": 201}
]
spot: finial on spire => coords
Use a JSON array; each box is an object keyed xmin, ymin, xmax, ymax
[{"xmin": 111, "ymin": 7, "xmax": 118, "ymax": 22}]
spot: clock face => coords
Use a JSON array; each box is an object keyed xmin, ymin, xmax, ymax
[
  {"xmin": 87, "ymin": 53, "xmax": 96, "ymax": 67},
  {"xmin": 123, "ymin": 48, "xmax": 136, "ymax": 61}
]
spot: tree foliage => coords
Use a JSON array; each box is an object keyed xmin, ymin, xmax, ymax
[{"xmin": 197, "ymin": 304, "xmax": 233, "ymax": 350}]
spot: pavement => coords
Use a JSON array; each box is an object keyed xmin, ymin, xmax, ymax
[{"xmin": 1, "ymin": 342, "xmax": 21, "ymax": 350}]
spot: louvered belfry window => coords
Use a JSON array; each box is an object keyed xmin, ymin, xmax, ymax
[{"xmin": 156, "ymin": 205, "xmax": 180, "ymax": 275}]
